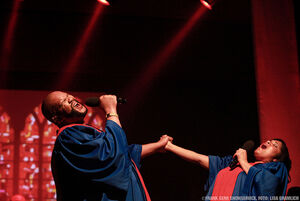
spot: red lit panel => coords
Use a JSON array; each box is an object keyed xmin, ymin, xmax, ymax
[
  {"xmin": 42, "ymin": 145, "xmax": 53, "ymax": 163},
  {"xmin": 0, "ymin": 108, "xmax": 14, "ymax": 198},
  {"xmin": 18, "ymin": 178, "xmax": 38, "ymax": 200}
]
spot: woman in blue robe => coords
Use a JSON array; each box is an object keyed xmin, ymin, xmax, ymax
[
  {"xmin": 41, "ymin": 91, "xmax": 173, "ymax": 201},
  {"xmin": 166, "ymin": 139, "xmax": 291, "ymax": 201}
]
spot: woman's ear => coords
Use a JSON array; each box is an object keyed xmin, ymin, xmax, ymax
[{"xmin": 272, "ymin": 158, "xmax": 279, "ymax": 162}]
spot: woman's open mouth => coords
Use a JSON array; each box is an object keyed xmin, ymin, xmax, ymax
[{"xmin": 261, "ymin": 144, "xmax": 267, "ymax": 149}]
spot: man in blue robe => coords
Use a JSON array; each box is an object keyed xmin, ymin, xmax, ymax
[{"xmin": 41, "ymin": 91, "xmax": 172, "ymax": 201}]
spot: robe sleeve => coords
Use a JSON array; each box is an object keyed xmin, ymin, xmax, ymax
[
  {"xmin": 128, "ymin": 144, "xmax": 142, "ymax": 169},
  {"xmin": 54, "ymin": 120, "xmax": 130, "ymax": 191},
  {"xmin": 204, "ymin": 155, "xmax": 233, "ymax": 191},
  {"xmin": 243, "ymin": 162, "xmax": 289, "ymax": 200}
]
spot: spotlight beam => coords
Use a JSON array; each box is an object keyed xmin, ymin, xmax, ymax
[
  {"xmin": 56, "ymin": 4, "xmax": 104, "ymax": 89},
  {"xmin": 0, "ymin": 0, "xmax": 22, "ymax": 87},
  {"xmin": 122, "ymin": 7, "xmax": 208, "ymax": 113}
]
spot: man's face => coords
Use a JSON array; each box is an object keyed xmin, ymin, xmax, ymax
[
  {"xmin": 48, "ymin": 91, "xmax": 87, "ymax": 125},
  {"xmin": 254, "ymin": 140, "xmax": 282, "ymax": 163}
]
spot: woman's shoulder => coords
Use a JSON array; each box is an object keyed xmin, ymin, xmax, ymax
[{"xmin": 255, "ymin": 161, "xmax": 288, "ymax": 174}]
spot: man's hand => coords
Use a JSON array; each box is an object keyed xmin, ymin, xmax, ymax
[
  {"xmin": 156, "ymin": 135, "xmax": 173, "ymax": 153},
  {"xmin": 99, "ymin": 95, "xmax": 118, "ymax": 114},
  {"xmin": 99, "ymin": 95, "xmax": 121, "ymax": 127},
  {"xmin": 141, "ymin": 135, "xmax": 173, "ymax": 158}
]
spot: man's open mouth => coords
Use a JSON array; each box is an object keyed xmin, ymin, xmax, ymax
[{"xmin": 72, "ymin": 100, "xmax": 82, "ymax": 109}]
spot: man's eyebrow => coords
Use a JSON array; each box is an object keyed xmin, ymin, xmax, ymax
[{"xmin": 59, "ymin": 95, "xmax": 68, "ymax": 105}]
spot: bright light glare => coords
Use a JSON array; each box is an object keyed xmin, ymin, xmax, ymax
[
  {"xmin": 97, "ymin": 0, "xmax": 110, "ymax": 6},
  {"xmin": 200, "ymin": 0, "xmax": 213, "ymax": 10}
]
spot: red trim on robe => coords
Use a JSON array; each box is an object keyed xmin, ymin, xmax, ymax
[
  {"xmin": 57, "ymin": 123, "xmax": 102, "ymax": 135},
  {"xmin": 131, "ymin": 159, "xmax": 151, "ymax": 201}
]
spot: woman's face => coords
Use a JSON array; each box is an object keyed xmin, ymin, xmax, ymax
[{"xmin": 254, "ymin": 140, "xmax": 282, "ymax": 163}]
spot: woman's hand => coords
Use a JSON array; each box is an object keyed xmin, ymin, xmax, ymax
[
  {"xmin": 157, "ymin": 135, "xmax": 173, "ymax": 153},
  {"xmin": 234, "ymin": 148, "xmax": 252, "ymax": 174},
  {"xmin": 141, "ymin": 135, "xmax": 173, "ymax": 158},
  {"xmin": 234, "ymin": 148, "xmax": 248, "ymax": 164}
]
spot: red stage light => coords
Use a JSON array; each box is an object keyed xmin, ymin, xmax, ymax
[
  {"xmin": 122, "ymin": 6, "xmax": 208, "ymax": 116},
  {"xmin": 200, "ymin": 0, "xmax": 214, "ymax": 10},
  {"xmin": 0, "ymin": 0, "xmax": 22, "ymax": 87},
  {"xmin": 98, "ymin": 0, "xmax": 110, "ymax": 6},
  {"xmin": 56, "ymin": 4, "xmax": 104, "ymax": 89}
]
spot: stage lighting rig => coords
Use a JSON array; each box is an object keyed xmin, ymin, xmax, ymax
[
  {"xmin": 97, "ymin": 0, "xmax": 110, "ymax": 6},
  {"xmin": 200, "ymin": 0, "xmax": 215, "ymax": 10}
]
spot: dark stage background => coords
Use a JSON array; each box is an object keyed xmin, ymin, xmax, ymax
[{"xmin": 0, "ymin": 0, "xmax": 299, "ymax": 200}]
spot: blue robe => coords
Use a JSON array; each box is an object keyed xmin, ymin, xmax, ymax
[
  {"xmin": 51, "ymin": 120, "xmax": 148, "ymax": 201},
  {"xmin": 204, "ymin": 155, "xmax": 289, "ymax": 201}
]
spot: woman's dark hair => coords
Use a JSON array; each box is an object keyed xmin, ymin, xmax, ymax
[{"xmin": 273, "ymin": 138, "xmax": 292, "ymax": 181}]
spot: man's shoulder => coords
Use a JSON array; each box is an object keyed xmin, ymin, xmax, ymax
[
  {"xmin": 58, "ymin": 120, "xmax": 120, "ymax": 133},
  {"xmin": 58, "ymin": 124, "xmax": 101, "ymax": 136},
  {"xmin": 55, "ymin": 124, "xmax": 105, "ymax": 145},
  {"xmin": 62, "ymin": 123, "xmax": 101, "ymax": 130}
]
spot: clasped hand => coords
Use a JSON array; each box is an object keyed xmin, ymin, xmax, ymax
[{"xmin": 157, "ymin": 134, "xmax": 173, "ymax": 153}]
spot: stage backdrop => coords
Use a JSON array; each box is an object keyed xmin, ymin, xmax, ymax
[
  {"xmin": 252, "ymin": 0, "xmax": 300, "ymax": 188},
  {"xmin": 0, "ymin": 89, "xmax": 105, "ymax": 201}
]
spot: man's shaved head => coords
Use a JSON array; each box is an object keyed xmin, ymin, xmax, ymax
[
  {"xmin": 41, "ymin": 91, "xmax": 63, "ymax": 123},
  {"xmin": 41, "ymin": 91, "xmax": 87, "ymax": 127}
]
